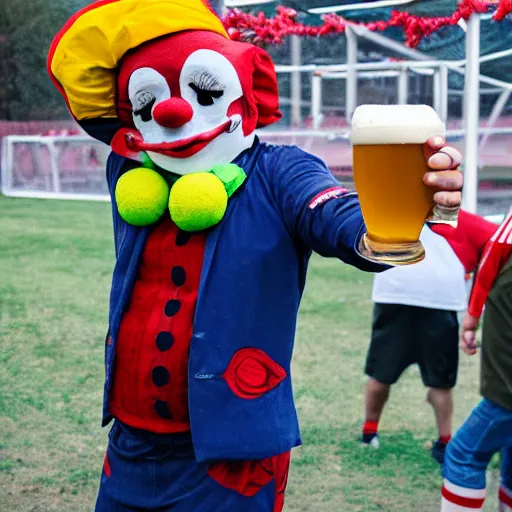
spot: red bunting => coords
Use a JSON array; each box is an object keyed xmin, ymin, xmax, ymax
[
  {"xmin": 223, "ymin": 0, "xmax": 511, "ymax": 48},
  {"xmin": 494, "ymin": 0, "xmax": 512, "ymax": 20}
]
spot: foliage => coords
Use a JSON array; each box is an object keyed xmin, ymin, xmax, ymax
[{"xmin": 0, "ymin": 0, "xmax": 88, "ymax": 120}]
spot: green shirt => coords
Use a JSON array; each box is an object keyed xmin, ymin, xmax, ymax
[{"xmin": 480, "ymin": 256, "xmax": 512, "ymax": 409}]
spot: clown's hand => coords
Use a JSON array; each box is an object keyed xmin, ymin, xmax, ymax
[
  {"xmin": 423, "ymin": 137, "xmax": 463, "ymax": 223},
  {"xmin": 460, "ymin": 312, "xmax": 479, "ymax": 356}
]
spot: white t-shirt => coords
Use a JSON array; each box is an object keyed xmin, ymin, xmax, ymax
[{"xmin": 372, "ymin": 226, "xmax": 468, "ymax": 311}]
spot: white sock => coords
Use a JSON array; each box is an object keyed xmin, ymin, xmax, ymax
[
  {"xmin": 440, "ymin": 479, "xmax": 486, "ymax": 511},
  {"xmin": 499, "ymin": 485, "xmax": 512, "ymax": 511}
]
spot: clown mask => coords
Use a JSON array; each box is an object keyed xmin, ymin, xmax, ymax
[
  {"xmin": 113, "ymin": 31, "xmax": 281, "ymax": 176},
  {"xmin": 48, "ymin": 1, "xmax": 281, "ymax": 231}
]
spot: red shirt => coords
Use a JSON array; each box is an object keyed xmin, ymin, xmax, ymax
[{"xmin": 109, "ymin": 216, "xmax": 206, "ymax": 433}]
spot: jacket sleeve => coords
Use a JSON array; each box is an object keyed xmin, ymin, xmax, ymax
[
  {"xmin": 468, "ymin": 211, "xmax": 512, "ymax": 319},
  {"xmin": 266, "ymin": 145, "xmax": 388, "ymax": 272},
  {"xmin": 430, "ymin": 209, "xmax": 499, "ymax": 273},
  {"xmin": 463, "ymin": 211, "xmax": 500, "ymax": 260}
]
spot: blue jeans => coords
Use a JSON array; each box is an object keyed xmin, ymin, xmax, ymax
[{"xmin": 444, "ymin": 398, "xmax": 512, "ymax": 490}]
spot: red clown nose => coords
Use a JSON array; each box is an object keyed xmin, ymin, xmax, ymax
[{"xmin": 152, "ymin": 98, "xmax": 194, "ymax": 129}]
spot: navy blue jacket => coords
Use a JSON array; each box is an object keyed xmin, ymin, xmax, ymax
[{"xmin": 104, "ymin": 139, "xmax": 386, "ymax": 462}]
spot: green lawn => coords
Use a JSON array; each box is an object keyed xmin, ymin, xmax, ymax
[{"xmin": 0, "ymin": 195, "xmax": 498, "ymax": 511}]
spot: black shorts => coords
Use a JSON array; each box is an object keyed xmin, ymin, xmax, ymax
[{"xmin": 365, "ymin": 303, "xmax": 459, "ymax": 389}]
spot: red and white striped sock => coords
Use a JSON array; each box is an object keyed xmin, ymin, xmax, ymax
[
  {"xmin": 499, "ymin": 485, "xmax": 512, "ymax": 511},
  {"xmin": 441, "ymin": 480, "xmax": 486, "ymax": 511}
]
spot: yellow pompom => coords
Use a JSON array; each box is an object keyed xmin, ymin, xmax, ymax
[
  {"xmin": 169, "ymin": 173, "xmax": 228, "ymax": 232},
  {"xmin": 115, "ymin": 168, "xmax": 169, "ymax": 226}
]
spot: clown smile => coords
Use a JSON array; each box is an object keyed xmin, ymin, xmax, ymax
[{"xmin": 126, "ymin": 118, "xmax": 239, "ymax": 159}]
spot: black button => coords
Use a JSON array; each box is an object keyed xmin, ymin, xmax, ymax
[
  {"xmin": 171, "ymin": 266, "xmax": 186, "ymax": 286},
  {"xmin": 164, "ymin": 300, "xmax": 181, "ymax": 317},
  {"xmin": 176, "ymin": 230, "xmax": 191, "ymax": 247},
  {"xmin": 154, "ymin": 400, "xmax": 173, "ymax": 419},
  {"xmin": 152, "ymin": 366, "xmax": 170, "ymax": 387},
  {"xmin": 156, "ymin": 331, "xmax": 174, "ymax": 351}
]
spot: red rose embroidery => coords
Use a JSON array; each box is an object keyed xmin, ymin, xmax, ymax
[
  {"xmin": 207, "ymin": 458, "xmax": 274, "ymax": 497},
  {"xmin": 223, "ymin": 348, "xmax": 287, "ymax": 399},
  {"xmin": 207, "ymin": 451, "xmax": 291, "ymax": 501}
]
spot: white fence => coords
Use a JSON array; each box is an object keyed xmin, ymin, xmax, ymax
[{"xmin": 2, "ymin": 129, "xmax": 511, "ymax": 218}]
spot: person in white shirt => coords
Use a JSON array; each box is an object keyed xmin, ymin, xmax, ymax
[{"xmin": 360, "ymin": 211, "xmax": 497, "ymax": 465}]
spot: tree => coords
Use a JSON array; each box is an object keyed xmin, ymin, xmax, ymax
[{"xmin": 0, "ymin": 0, "xmax": 88, "ymax": 121}]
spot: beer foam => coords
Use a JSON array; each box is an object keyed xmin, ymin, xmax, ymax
[{"xmin": 350, "ymin": 105, "xmax": 445, "ymax": 145}]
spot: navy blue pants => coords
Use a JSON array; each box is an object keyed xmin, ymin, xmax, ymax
[{"xmin": 95, "ymin": 421, "xmax": 290, "ymax": 511}]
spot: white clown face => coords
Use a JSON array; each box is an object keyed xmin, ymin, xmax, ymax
[{"xmin": 126, "ymin": 50, "xmax": 255, "ymax": 175}]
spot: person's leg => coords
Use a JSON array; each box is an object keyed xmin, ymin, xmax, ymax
[
  {"xmin": 363, "ymin": 303, "xmax": 414, "ymax": 447},
  {"xmin": 417, "ymin": 308, "xmax": 459, "ymax": 463},
  {"xmin": 441, "ymin": 399, "xmax": 512, "ymax": 511},
  {"xmin": 427, "ymin": 387, "xmax": 453, "ymax": 439},
  {"xmin": 364, "ymin": 378, "xmax": 390, "ymax": 422},
  {"xmin": 94, "ymin": 422, "xmax": 204, "ymax": 512},
  {"xmin": 362, "ymin": 378, "xmax": 390, "ymax": 446},
  {"xmin": 96, "ymin": 421, "xmax": 289, "ymax": 512},
  {"xmin": 177, "ymin": 451, "xmax": 291, "ymax": 512},
  {"xmin": 428, "ymin": 387, "xmax": 454, "ymax": 464},
  {"xmin": 499, "ymin": 446, "xmax": 512, "ymax": 511}
]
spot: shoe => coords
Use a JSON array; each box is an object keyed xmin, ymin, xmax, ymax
[
  {"xmin": 361, "ymin": 432, "xmax": 380, "ymax": 448},
  {"xmin": 431, "ymin": 440, "xmax": 447, "ymax": 464}
]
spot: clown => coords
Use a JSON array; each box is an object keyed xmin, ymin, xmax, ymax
[{"xmin": 48, "ymin": 1, "xmax": 463, "ymax": 510}]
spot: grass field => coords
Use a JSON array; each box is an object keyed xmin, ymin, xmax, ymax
[{"xmin": 0, "ymin": 195, "xmax": 499, "ymax": 511}]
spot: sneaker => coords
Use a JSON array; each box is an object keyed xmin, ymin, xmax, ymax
[
  {"xmin": 361, "ymin": 432, "xmax": 380, "ymax": 449},
  {"xmin": 431, "ymin": 440, "xmax": 447, "ymax": 464}
]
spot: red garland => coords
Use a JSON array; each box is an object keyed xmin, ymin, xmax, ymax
[
  {"xmin": 223, "ymin": 0, "xmax": 510, "ymax": 48},
  {"xmin": 495, "ymin": 0, "xmax": 512, "ymax": 20}
]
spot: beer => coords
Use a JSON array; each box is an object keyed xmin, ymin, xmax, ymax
[{"xmin": 351, "ymin": 105, "xmax": 445, "ymax": 264}]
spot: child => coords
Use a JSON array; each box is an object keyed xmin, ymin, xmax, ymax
[{"xmin": 362, "ymin": 210, "xmax": 497, "ymax": 465}]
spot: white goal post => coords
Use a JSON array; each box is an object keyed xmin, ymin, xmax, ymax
[
  {"xmin": 1, "ymin": 135, "xmax": 111, "ymax": 201},
  {"xmin": 1, "ymin": 130, "xmax": 510, "ymax": 223}
]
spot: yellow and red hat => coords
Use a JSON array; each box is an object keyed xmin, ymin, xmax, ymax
[{"xmin": 48, "ymin": 0, "xmax": 228, "ymax": 122}]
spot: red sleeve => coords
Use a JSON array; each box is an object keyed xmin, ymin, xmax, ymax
[
  {"xmin": 431, "ymin": 209, "xmax": 499, "ymax": 273},
  {"xmin": 468, "ymin": 212, "xmax": 512, "ymax": 319}
]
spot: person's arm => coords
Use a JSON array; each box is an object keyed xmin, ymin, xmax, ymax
[
  {"xmin": 468, "ymin": 222, "xmax": 512, "ymax": 319},
  {"xmin": 464, "ymin": 211, "xmax": 501, "ymax": 261},
  {"xmin": 430, "ymin": 209, "xmax": 499, "ymax": 273},
  {"xmin": 460, "ymin": 210, "xmax": 512, "ymax": 355},
  {"xmin": 267, "ymin": 136, "xmax": 462, "ymax": 272},
  {"xmin": 267, "ymin": 145, "xmax": 384, "ymax": 272}
]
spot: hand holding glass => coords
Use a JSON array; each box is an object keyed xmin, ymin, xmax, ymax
[{"xmin": 351, "ymin": 104, "xmax": 450, "ymax": 265}]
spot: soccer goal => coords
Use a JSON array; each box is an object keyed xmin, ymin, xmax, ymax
[{"xmin": 1, "ymin": 134, "xmax": 111, "ymax": 201}]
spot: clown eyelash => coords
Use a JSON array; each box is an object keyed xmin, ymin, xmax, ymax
[
  {"xmin": 133, "ymin": 91, "xmax": 156, "ymax": 122},
  {"xmin": 189, "ymin": 71, "xmax": 225, "ymax": 92},
  {"xmin": 188, "ymin": 71, "xmax": 225, "ymax": 107}
]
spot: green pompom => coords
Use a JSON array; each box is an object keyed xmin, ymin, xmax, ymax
[
  {"xmin": 140, "ymin": 152, "xmax": 156, "ymax": 170},
  {"xmin": 169, "ymin": 173, "xmax": 228, "ymax": 232},
  {"xmin": 115, "ymin": 168, "xmax": 169, "ymax": 226},
  {"xmin": 210, "ymin": 163, "xmax": 246, "ymax": 197}
]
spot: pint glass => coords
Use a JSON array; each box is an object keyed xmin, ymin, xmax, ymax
[{"xmin": 351, "ymin": 104, "xmax": 446, "ymax": 265}]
